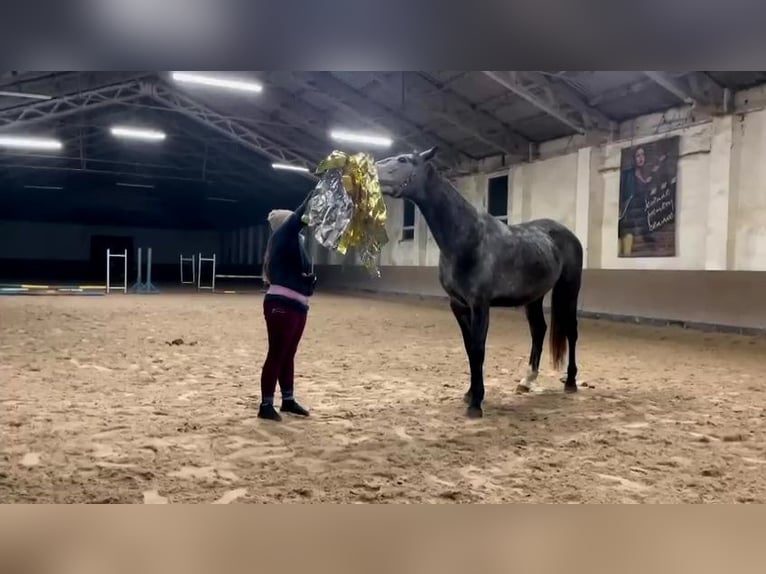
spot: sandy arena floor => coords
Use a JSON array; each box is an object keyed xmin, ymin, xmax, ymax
[{"xmin": 1, "ymin": 291, "xmax": 765, "ymax": 503}]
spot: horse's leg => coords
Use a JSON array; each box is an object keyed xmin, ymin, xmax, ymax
[
  {"xmin": 554, "ymin": 279, "xmax": 581, "ymax": 392},
  {"xmin": 466, "ymin": 305, "xmax": 490, "ymax": 418},
  {"xmin": 564, "ymin": 311, "xmax": 578, "ymax": 391},
  {"xmin": 449, "ymin": 299, "xmax": 474, "ymax": 404},
  {"xmin": 563, "ymin": 291, "xmax": 580, "ymax": 392},
  {"xmin": 517, "ymin": 297, "xmax": 546, "ymax": 394}
]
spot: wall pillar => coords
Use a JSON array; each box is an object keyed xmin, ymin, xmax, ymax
[
  {"xmin": 705, "ymin": 115, "xmax": 734, "ymax": 270},
  {"xmin": 510, "ymin": 165, "xmax": 525, "ymax": 224},
  {"xmin": 575, "ymin": 147, "xmax": 592, "ymax": 268}
]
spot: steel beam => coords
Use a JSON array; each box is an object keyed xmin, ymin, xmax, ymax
[
  {"xmin": 52, "ymin": 105, "xmax": 293, "ymax": 174},
  {"xmin": 43, "ymin": 123, "xmax": 212, "ymax": 176},
  {"xmin": 259, "ymin": 75, "xmax": 341, "ymax": 152},
  {"xmin": 0, "ymin": 162, "xmax": 215, "ymax": 184},
  {"xmin": 0, "ymin": 151, "xmax": 252, "ymax": 185},
  {"xmin": 0, "ymin": 80, "xmax": 150, "ymax": 130},
  {"xmin": 405, "ymin": 72, "xmax": 533, "ymax": 157},
  {"xmin": 165, "ymin": 118, "xmax": 301, "ymax": 193},
  {"xmin": 155, "ymin": 80, "xmax": 326, "ymax": 165},
  {"xmin": 587, "ymin": 77, "xmax": 657, "ymax": 106},
  {"xmin": 150, "ymin": 82, "xmax": 318, "ymax": 180},
  {"xmin": 643, "ymin": 71, "xmax": 725, "ymax": 112},
  {"xmin": 160, "ymin": 71, "xmax": 331, "ymax": 155},
  {"xmin": 102, "ymin": 100, "xmax": 301, "ymax": 130},
  {"xmin": 292, "ymin": 72, "xmax": 474, "ymax": 170},
  {"xmin": 643, "ymin": 71, "xmax": 694, "ymax": 105},
  {"xmin": 1, "ymin": 129, "xmax": 281, "ymax": 194},
  {"xmin": 67, "ymin": 101, "xmax": 287, "ymax": 192},
  {"xmin": 482, "ymin": 71, "xmax": 598, "ymax": 135},
  {"xmin": 522, "ymin": 72, "xmax": 615, "ymax": 132}
]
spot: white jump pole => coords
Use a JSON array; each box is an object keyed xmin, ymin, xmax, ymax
[
  {"xmin": 208, "ymin": 237, "xmax": 269, "ymax": 293},
  {"xmin": 180, "ymin": 254, "xmax": 196, "ymax": 285},
  {"xmin": 197, "ymin": 253, "xmax": 217, "ymax": 291},
  {"xmin": 106, "ymin": 248, "xmax": 128, "ymax": 294},
  {"xmin": 197, "ymin": 252, "xmax": 202, "ymax": 291}
]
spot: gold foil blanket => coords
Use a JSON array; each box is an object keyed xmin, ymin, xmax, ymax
[{"xmin": 304, "ymin": 150, "xmax": 389, "ymax": 276}]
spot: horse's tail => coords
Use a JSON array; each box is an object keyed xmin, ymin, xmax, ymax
[
  {"xmin": 548, "ymin": 280, "xmax": 569, "ymax": 371},
  {"xmin": 546, "ymin": 224, "xmax": 584, "ymax": 371},
  {"xmin": 549, "ymin": 267, "xmax": 582, "ymax": 370}
]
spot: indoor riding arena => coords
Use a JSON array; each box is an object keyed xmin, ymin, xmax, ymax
[{"xmin": 2, "ymin": 71, "xmax": 766, "ymax": 504}]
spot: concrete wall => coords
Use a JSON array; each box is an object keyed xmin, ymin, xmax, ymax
[
  {"xmin": 327, "ymin": 98, "xmax": 766, "ymax": 274},
  {"xmin": 218, "ymin": 224, "xmax": 270, "ymax": 266},
  {"xmin": 0, "ymin": 220, "xmax": 220, "ymax": 265},
  {"xmin": 731, "ymin": 109, "xmax": 766, "ymax": 270},
  {"xmin": 0, "ymin": 220, "xmax": 230, "ymax": 283},
  {"xmin": 315, "ymin": 265, "xmax": 766, "ymax": 331},
  {"xmin": 310, "ymin": 84, "xmax": 766, "ymax": 331},
  {"xmin": 597, "ymin": 122, "xmax": 713, "ymax": 270}
]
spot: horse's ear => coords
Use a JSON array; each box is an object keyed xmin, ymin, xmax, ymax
[{"xmin": 419, "ymin": 146, "xmax": 438, "ymax": 162}]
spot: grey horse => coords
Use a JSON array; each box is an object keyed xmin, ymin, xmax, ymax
[{"xmin": 375, "ymin": 147, "xmax": 583, "ymax": 418}]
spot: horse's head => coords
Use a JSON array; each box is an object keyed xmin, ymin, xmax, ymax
[{"xmin": 375, "ymin": 147, "xmax": 438, "ymax": 200}]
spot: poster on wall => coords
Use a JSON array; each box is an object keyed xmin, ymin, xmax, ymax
[{"xmin": 617, "ymin": 135, "xmax": 679, "ymax": 257}]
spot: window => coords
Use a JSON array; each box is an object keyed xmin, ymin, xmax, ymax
[
  {"xmin": 487, "ymin": 175, "xmax": 509, "ymax": 224},
  {"xmin": 402, "ymin": 200, "xmax": 415, "ymax": 241}
]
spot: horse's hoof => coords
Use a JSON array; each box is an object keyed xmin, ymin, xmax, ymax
[
  {"xmin": 463, "ymin": 392, "xmax": 472, "ymax": 404},
  {"xmin": 515, "ymin": 383, "xmax": 531, "ymax": 394},
  {"xmin": 466, "ymin": 406, "xmax": 483, "ymax": 419},
  {"xmin": 564, "ymin": 383, "xmax": 578, "ymax": 394}
]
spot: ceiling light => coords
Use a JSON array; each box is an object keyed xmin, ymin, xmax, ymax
[
  {"xmin": 171, "ymin": 72, "xmax": 263, "ymax": 93},
  {"xmin": 116, "ymin": 182, "xmax": 155, "ymax": 189},
  {"xmin": 24, "ymin": 185, "xmax": 63, "ymax": 190},
  {"xmin": 329, "ymin": 130, "xmax": 393, "ymax": 147},
  {"xmin": 0, "ymin": 90, "xmax": 52, "ymax": 101},
  {"xmin": 0, "ymin": 136, "xmax": 63, "ymax": 150},
  {"xmin": 110, "ymin": 126, "xmax": 166, "ymax": 141},
  {"xmin": 272, "ymin": 163, "xmax": 310, "ymax": 173}
]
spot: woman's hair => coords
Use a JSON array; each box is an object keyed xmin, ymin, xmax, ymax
[
  {"xmin": 262, "ymin": 209, "xmax": 293, "ymax": 284},
  {"xmin": 267, "ymin": 209, "xmax": 293, "ymax": 231}
]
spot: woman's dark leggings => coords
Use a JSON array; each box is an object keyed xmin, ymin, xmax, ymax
[{"xmin": 260, "ymin": 298, "xmax": 307, "ymax": 404}]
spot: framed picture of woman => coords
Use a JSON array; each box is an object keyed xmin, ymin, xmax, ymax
[{"xmin": 617, "ymin": 135, "xmax": 679, "ymax": 257}]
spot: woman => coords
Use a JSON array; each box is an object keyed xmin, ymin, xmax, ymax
[
  {"xmin": 259, "ymin": 193, "xmax": 317, "ymax": 421},
  {"xmin": 618, "ymin": 146, "xmax": 665, "ymax": 256}
]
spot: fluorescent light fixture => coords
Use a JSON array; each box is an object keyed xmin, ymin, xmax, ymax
[
  {"xmin": 206, "ymin": 196, "xmax": 238, "ymax": 203},
  {"xmin": 329, "ymin": 130, "xmax": 393, "ymax": 147},
  {"xmin": 0, "ymin": 90, "xmax": 52, "ymax": 101},
  {"xmin": 24, "ymin": 185, "xmax": 63, "ymax": 190},
  {"xmin": 110, "ymin": 126, "xmax": 166, "ymax": 141},
  {"xmin": 272, "ymin": 163, "xmax": 310, "ymax": 173},
  {"xmin": 0, "ymin": 135, "xmax": 63, "ymax": 150},
  {"xmin": 116, "ymin": 182, "xmax": 154, "ymax": 189},
  {"xmin": 171, "ymin": 72, "xmax": 263, "ymax": 93}
]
